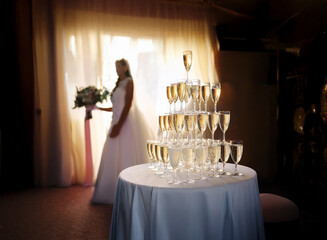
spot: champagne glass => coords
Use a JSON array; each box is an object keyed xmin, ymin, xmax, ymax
[
  {"xmin": 197, "ymin": 112, "xmax": 208, "ymax": 143},
  {"xmin": 191, "ymin": 79, "xmax": 200, "ymax": 112},
  {"xmin": 208, "ymin": 140, "xmax": 221, "ymax": 177},
  {"xmin": 220, "ymin": 142, "xmax": 231, "ymax": 175},
  {"xmin": 163, "ymin": 114, "xmax": 170, "ymax": 143},
  {"xmin": 218, "ymin": 111, "xmax": 230, "ymax": 143},
  {"xmin": 183, "ymin": 50, "xmax": 192, "ymax": 82},
  {"xmin": 201, "ymin": 83, "xmax": 210, "ymax": 112},
  {"xmin": 211, "ymin": 82, "xmax": 221, "ymax": 112},
  {"xmin": 198, "ymin": 83, "xmax": 202, "ymax": 111},
  {"xmin": 195, "ymin": 144, "xmax": 208, "ymax": 180},
  {"xmin": 155, "ymin": 142, "xmax": 165, "ymax": 175},
  {"xmin": 230, "ymin": 140, "xmax": 243, "ymax": 176},
  {"xmin": 173, "ymin": 113, "xmax": 185, "ymax": 143},
  {"xmin": 159, "ymin": 115, "xmax": 166, "ymax": 142},
  {"xmin": 170, "ymin": 83, "xmax": 178, "ymax": 112},
  {"xmin": 151, "ymin": 141, "xmax": 160, "ymax": 172},
  {"xmin": 184, "ymin": 82, "xmax": 191, "ymax": 112},
  {"xmin": 166, "ymin": 85, "xmax": 173, "ymax": 113},
  {"xmin": 208, "ymin": 112, "xmax": 219, "ymax": 142},
  {"xmin": 168, "ymin": 113, "xmax": 175, "ymax": 142},
  {"xmin": 177, "ymin": 80, "xmax": 186, "ymax": 112},
  {"xmin": 182, "ymin": 143, "xmax": 195, "ymax": 183},
  {"xmin": 159, "ymin": 143, "xmax": 170, "ymax": 178},
  {"xmin": 168, "ymin": 144, "xmax": 182, "ymax": 184},
  {"xmin": 146, "ymin": 140, "xmax": 155, "ymax": 169},
  {"xmin": 184, "ymin": 113, "xmax": 196, "ymax": 143}
]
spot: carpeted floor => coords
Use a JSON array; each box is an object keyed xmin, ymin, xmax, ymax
[
  {"xmin": 0, "ymin": 186, "xmax": 112, "ymax": 240},
  {"xmin": 1, "ymin": 183, "xmax": 327, "ymax": 240}
]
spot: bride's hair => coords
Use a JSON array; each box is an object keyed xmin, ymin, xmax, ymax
[{"xmin": 116, "ymin": 58, "xmax": 132, "ymax": 79}]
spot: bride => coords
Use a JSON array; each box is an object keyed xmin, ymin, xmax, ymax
[{"xmin": 91, "ymin": 58, "xmax": 154, "ymax": 204}]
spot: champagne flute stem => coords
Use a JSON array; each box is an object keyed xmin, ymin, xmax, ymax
[
  {"xmin": 205, "ymin": 102, "xmax": 207, "ymax": 112},
  {"xmin": 214, "ymin": 102, "xmax": 217, "ymax": 113},
  {"xmin": 211, "ymin": 132, "xmax": 214, "ymax": 141}
]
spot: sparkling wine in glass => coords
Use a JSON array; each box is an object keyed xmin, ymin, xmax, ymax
[
  {"xmin": 159, "ymin": 115, "xmax": 166, "ymax": 141},
  {"xmin": 151, "ymin": 141, "xmax": 159, "ymax": 172},
  {"xmin": 201, "ymin": 84, "xmax": 210, "ymax": 112},
  {"xmin": 230, "ymin": 140, "xmax": 243, "ymax": 176},
  {"xmin": 174, "ymin": 113, "xmax": 185, "ymax": 142},
  {"xmin": 146, "ymin": 140, "xmax": 155, "ymax": 169},
  {"xmin": 155, "ymin": 142, "xmax": 165, "ymax": 175},
  {"xmin": 220, "ymin": 142, "xmax": 231, "ymax": 175},
  {"xmin": 197, "ymin": 112, "xmax": 208, "ymax": 143},
  {"xmin": 159, "ymin": 144, "xmax": 170, "ymax": 178},
  {"xmin": 168, "ymin": 145, "xmax": 182, "ymax": 184},
  {"xmin": 191, "ymin": 79, "xmax": 200, "ymax": 112},
  {"xmin": 177, "ymin": 80, "xmax": 186, "ymax": 112},
  {"xmin": 182, "ymin": 144, "xmax": 195, "ymax": 183},
  {"xmin": 208, "ymin": 141, "xmax": 221, "ymax": 177},
  {"xmin": 211, "ymin": 82, "xmax": 221, "ymax": 112},
  {"xmin": 170, "ymin": 83, "xmax": 178, "ymax": 112},
  {"xmin": 168, "ymin": 114, "xmax": 175, "ymax": 141},
  {"xmin": 218, "ymin": 111, "xmax": 230, "ymax": 143},
  {"xmin": 184, "ymin": 113, "xmax": 196, "ymax": 143},
  {"xmin": 195, "ymin": 144, "xmax": 208, "ymax": 180},
  {"xmin": 184, "ymin": 82, "xmax": 191, "ymax": 112},
  {"xmin": 163, "ymin": 114, "xmax": 170, "ymax": 143},
  {"xmin": 166, "ymin": 85, "xmax": 173, "ymax": 113},
  {"xmin": 183, "ymin": 50, "xmax": 192, "ymax": 81},
  {"xmin": 208, "ymin": 112, "xmax": 219, "ymax": 142}
]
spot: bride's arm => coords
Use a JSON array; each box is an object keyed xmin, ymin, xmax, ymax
[
  {"xmin": 97, "ymin": 106, "xmax": 113, "ymax": 112},
  {"xmin": 109, "ymin": 80, "xmax": 133, "ymax": 138}
]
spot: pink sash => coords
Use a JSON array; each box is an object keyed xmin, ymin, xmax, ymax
[{"xmin": 83, "ymin": 117, "xmax": 93, "ymax": 186}]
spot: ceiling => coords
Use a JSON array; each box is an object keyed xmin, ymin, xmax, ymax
[{"xmin": 172, "ymin": 0, "xmax": 327, "ymax": 50}]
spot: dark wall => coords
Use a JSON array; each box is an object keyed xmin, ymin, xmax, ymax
[{"xmin": 0, "ymin": 0, "xmax": 34, "ymax": 191}]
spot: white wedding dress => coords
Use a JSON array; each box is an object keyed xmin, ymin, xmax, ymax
[{"xmin": 92, "ymin": 77, "xmax": 154, "ymax": 204}]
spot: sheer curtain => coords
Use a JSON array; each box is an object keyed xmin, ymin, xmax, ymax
[{"xmin": 32, "ymin": 0, "xmax": 219, "ymax": 186}]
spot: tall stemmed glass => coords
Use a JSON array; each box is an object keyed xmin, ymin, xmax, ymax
[
  {"xmin": 159, "ymin": 115, "xmax": 166, "ymax": 142},
  {"xmin": 146, "ymin": 140, "xmax": 155, "ymax": 169},
  {"xmin": 151, "ymin": 141, "xmax": 160, "ymax": 173},
  {"xmin": 195, "ymin": 144, "xmax": 208, "ymax": 180},
  {"xmin": 230, "ymin": 140, "xmax": 243, "ymax": 176},
  {"xmin": 201, "ymin": 83, "xmax": 210, "ymax": 112},
  {"xmin": 191, "ymin": 79, "xmax": 200, "ymax": 112},
  {"xmin": 177, "ymin": 80, "xmax": 186, "ymax": 112},
  {"xmin": 197, "ymin": 112, "xmax": 208, "ymax": 143},
  {"xmin": 182, "ymin": 143, "xmax": 195, "ymax": 183},
  {"xmin": 184, "ymin": 113, "xmax": 196, "ymax": 143},
  {"xmin": 173, "ymin": 113, "xmax": 185, "ymax": 143},
  {"xmin": 170, "ymin": 83, "xmax": 178, "ymax": 112},
  {"xmin": 208, "ymin": 141, "xmax": 221, "ymax": 178},
  {"xmin": 183, "ymin": 50, "xmax": 192, "ymax": 82},
  {"xmin": 211, "ymin": 82, "xmax": 221, "ymax": 113},
  {"xmin": 168, "ymin": 114, "xmax": 175, "ymax": 142},
  {"xmin": 163, "ymin": 114, "xmax": 170, "ymax": 143},
  {"xmin": 218, "ymin": 111, "xmax": 230, "ymax": 143},
  {"xmin": 184, "ymin": 82, "xmax": 191, "ymax": 112},
  {"xmin": 168, "ymin": 144, "xmax": 182, "ymax": 184},
  {"xmin": 220, "ymin": 142, "xmax": 231, "ymax": 175},
  {"xmin": 208, "ymin": 112, "xmax": 219, "ymax": 142},
  {"xmin": 166, "ymin": 85, "xmax": 173, "ymax": 113},
  {"xmin": 155, "ymin": 142, "xmax": 165, "ymax": 175},
  {"xmin": 159, "ymin": 143, "xmax": 170, "ymax": 178}
]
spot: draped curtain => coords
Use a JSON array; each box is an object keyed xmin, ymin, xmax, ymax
[{"xmin": 32, "ymin": 0, "xmax": 219, "ymax": 186}]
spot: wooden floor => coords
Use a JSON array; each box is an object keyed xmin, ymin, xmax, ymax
[{"xmin": 0, "ymin": 186, "xmax": 112, "ymax": 240}]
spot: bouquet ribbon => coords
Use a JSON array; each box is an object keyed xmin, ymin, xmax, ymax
[{"xmin": 83, "ymin": 109, "xmax": 94, "ymax": 186}]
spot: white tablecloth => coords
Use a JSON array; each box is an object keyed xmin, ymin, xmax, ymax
[{"xmin": 110, "ymin": 163, "xmax": 265, "ymax": 240}]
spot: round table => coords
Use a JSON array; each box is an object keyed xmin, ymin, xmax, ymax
[{"xmin": 110, "ymin": 163, "xmax": 265, "ymax": 240}]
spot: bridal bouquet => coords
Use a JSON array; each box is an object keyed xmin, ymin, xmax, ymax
[{"xmin": 73, "ymin": 86, "xmax": 110, "ymax": 119}]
